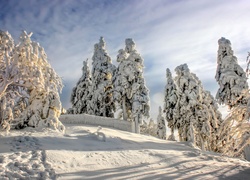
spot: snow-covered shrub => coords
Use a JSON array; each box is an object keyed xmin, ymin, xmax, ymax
[
  {"xmin": 69, "ymin": 59, "xmax": 92, "ymax": 114},
  {"xmin": 113, "ymin": 38, "xmax": 150, "ymax": 133},
  {"xmin": 156, "ymin": 106, "xmax": 166, "ymax": 139},
  {"xmin": 217, "ymin": 93, "xmax": 250, "ymax": 159},
  {"xmin": 87, "ymin": 37, "xmax": 116, "ymax": 117},
  {"xmin": 0, "ymin": 30, "xmax": 64, "ymax": 131},
  {"xmin": 19, "ymin": 89, "xmax": 65, "ymax": 131}
]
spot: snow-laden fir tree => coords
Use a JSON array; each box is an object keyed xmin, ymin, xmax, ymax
[
  {"xmin": 87, "ymin": 37, "xmax": 116, "ymax": 117},
  {"xmin": 215, "ymin": 37, "xmax": 249, "ymax": 109},
  {"xmin": 0, "ymin": 30, "xmax": 64, "ymax": 131},
  {"xmin": 69, "ymin": 59, "xmax": 92, "ymax": 114},
  {"xmin": 113, "ymin": 38, "xmax": 150, "ymax": 133},
  {"xmin": 215, "ymin": 38, "xmax": 250, "ymax": 159},
  {"xmin": 164, "ymin": 68, "xmax": 178, "ymax": 141},
  {"xmin": 156, "ymin": 106, "xmax": 166, "ymax": 139},
  {"xmin": 174, "ymin": 64, "xmax": 222, "ymax": 150}
]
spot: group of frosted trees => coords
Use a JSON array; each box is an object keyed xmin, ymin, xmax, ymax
[
  {"xmin": 0, "ymin": 30, "xmax": 64, "ymax": 132},
  {"xmin": 164, "ymin": 64, "xmax": 223, "ymax": 151},
  {"xmin": 70, "ymin": 37, "xmax": 117, "ymax": 118},
  {"xmin": 69, "ymin": 37, "xmax": 150, "ymax": 133},
  {"xmin": 163, "ymin": 37, "xmax": 250, "ymax": 159},
  {"xmin": 69, "ymin": 36, "xmax": 250, "ymax": 159},
  {"xmin": 1, "ymin": 29, "xmax": 249, "ymax": 160}
]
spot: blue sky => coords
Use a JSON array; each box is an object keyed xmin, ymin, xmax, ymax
[{"xmin": 1, "ymin": 0, "xmax": 250, "ymax": 119}]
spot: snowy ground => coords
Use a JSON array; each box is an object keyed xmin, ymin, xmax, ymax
[{"xmin": 0, "ymin": 124, "xmax": 250, "ymax": 180}]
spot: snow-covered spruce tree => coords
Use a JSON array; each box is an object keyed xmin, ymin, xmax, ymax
[
  {"xmin": 215, "ymin": 37, "xmax": 249, "ymax": 109},
  {"xmin": 69, "ymin": 59, "xmax": 92, "ymax": 114},
  {"xmin": 174, "ymin": 64, "xmax": 222, "ymax": 150},
  {"xmin": 113, "ymin": 38, "xmax": 150, "ymax": 133},
  {"xmin": 0, "ymin": 30, "xmax": 64, "ymax": 131},
  {"xmin": 156, "ymin": 106, "xmax": 166, "ymax": 139},
  {"xmin": 87, "ymin": 37, "xmax": 116, "ymax": 117},
  {"xmin": 215, "ymin": 38, "xmax": 250, "ymax": 159},
  {"xmin": 164, "ymin": 68, "xmax": 178, "ymax": 141}
]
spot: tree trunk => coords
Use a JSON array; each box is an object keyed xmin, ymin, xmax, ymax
[
  {"xmin": 122, "ymin": 97, "xmax": 127, "ymax": 121},
  {"xmin": 134, "ymin": 114, "xmax": 140, "ymax": 134},
  {"xmin": 167, "ymin": 127, "xmax": 176, "ymax": 141}
]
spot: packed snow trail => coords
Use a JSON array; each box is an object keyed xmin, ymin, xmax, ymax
[{"xmin": 0, "ymin": 124, "xmax": 250, "ymax": 180}]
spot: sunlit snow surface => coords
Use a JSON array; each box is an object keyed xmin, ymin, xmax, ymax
[{"xmin": 0, "ymin": 124, "xmax": 250, "ymax": 180}]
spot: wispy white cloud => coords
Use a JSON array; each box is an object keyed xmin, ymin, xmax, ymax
[{"xmin": 1, "ymin": 0, "xmax": 250, "ymax": 119}]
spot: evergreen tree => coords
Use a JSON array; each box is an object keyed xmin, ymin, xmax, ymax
[
  {"xmin": 215, "ymin": 37, "xmax": 248, "ymax": 108},
  {"xmin": 0, "ymin": 30, "xmax": 64, "ymax": 131},
  {"xmin": 114, "ymin": 38, "xmax": 150, "ymax": 133},
  {"xmin": 216, "ymin": 38, "xmax": 250, "ymax": 159},
  {"xmin": 164, "ymin": 68, "xmax": 178, "ymax": 141},
  {"xmin": 156, "ymin": 106, "xmax": 166, "ymax": 139},
  {"xmin": 174, "ymin": 64, "xmax": 222, "ymax": 150},
  {"xmin": 87, "ymin": 37, "xmax": 116, "ymax": 117},
  {"xmin": 69, "ymin": 59, "xmax": 92, "ymax": 114}
]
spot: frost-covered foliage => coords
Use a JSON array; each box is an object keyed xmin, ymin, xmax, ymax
[
  {"xmin": 0, "ymin": 31, "xmax": 16, "ymax": 99},
  {"xmin": 140, "ymin": 118, "xmax": 157, "ymax": 138},
  {"xmin": 20, "ymin": 89, "xmax": 64, "ymax": 131},
  {"xmin": 156, "ymin": 106, "xmax": 166, "ymax": 139},
  {"xmin": 217, "ymin": 92, "xmax": 250, "ymax": 159},
  {"xmin": 221, "ymin": 110, "xmax": 250, "ymax": 158},
  {"xmin": 173, "ymin": 64, "xmax": 222, "ymax": 151},
  {"xmin": 164, "ymin": 68, "xmax": 178, "ymax": 141},
  {"xmin": 0, "ymin": 30, "xmax": 64, "ymax": 131},
  {"xmin": 215, "ymin": 37, "xmax": 249, "ymax": 109},
  {"xmin": 87, "ymin": 37, "xmax": 116, "ymax": 117},
  {"xmin": 113, "ymin": 38, "xmax": 150, "ymax": 133},
  {"xmin": 69, "ymin": 59, "xmax": 92, "ymax": 114}
]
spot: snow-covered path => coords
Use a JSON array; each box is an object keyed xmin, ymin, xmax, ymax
[{"xmin": 0, "ymin": 124, "xmax": 250, "ymax": 179}]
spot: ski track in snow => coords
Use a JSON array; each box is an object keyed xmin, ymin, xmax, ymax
[{"xmin": 0, "ymin": 124, "xmax": 250, "ymax": 180}]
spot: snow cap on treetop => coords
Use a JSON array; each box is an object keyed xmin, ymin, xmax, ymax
[
  {"xmin": 99, "ymin": 36, "xmax": 105, "ymax": 49},
  {"xmin": 218, "ymin": 37, "xmax": 231, "ymax": 46},
  {"xmin": 125, "ymin": 38, "xmax": 136, "ymax": 53},
  {"xmin": 174, "ymin": 63, "xmax": 189, "ymax": 75},
  {"xmin": 20, "ymin": 30, "xmax": 33, "ymax": 43},
  {"xmin": 166, "ymin": 68, "xmax": 172, "ymax": 78}
]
